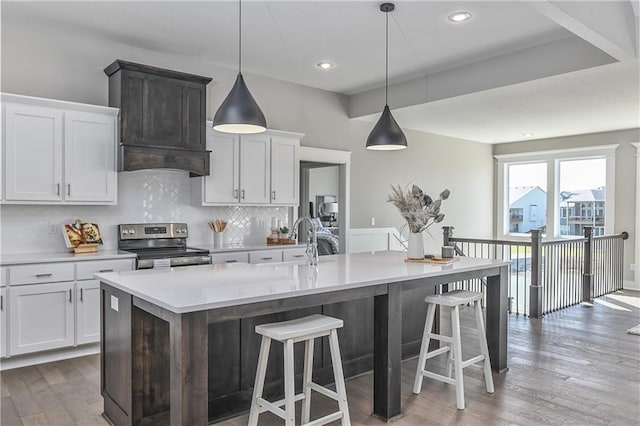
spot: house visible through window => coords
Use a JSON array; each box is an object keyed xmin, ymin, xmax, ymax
[{"xmin": 507, "ymin": 163, "xmax": 547, "ymax": 234}]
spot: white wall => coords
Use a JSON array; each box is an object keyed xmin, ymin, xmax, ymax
[{"xmin": 0, "ymin": 19, "xmax": 495, "ymax": 254}]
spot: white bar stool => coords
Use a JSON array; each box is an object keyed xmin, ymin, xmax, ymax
[
  {"xmin": 412, "ymin": 290, "xmax": 494, "ymax": 409},
  {"xmin": 248, "ymin": 314, "xmax": 351, "ymax": 426}
]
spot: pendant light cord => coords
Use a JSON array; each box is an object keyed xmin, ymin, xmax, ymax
[
  {"xmin": 385, "ymin": 9, "xmax": 389, "ymax": 106},
  {"xmin": 239, "ymin": 0, "xmax": 242, "ymax": 73}
]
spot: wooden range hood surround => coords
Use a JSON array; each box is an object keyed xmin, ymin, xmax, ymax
[{"xmin": 104, "ymin": 60, "xmax": 213, "ymax": 176}]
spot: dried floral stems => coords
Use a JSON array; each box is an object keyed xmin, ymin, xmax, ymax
[
  {"xmin": 208, "ymin": 220, "xmax": 228, "ymax": 233},
  {"xmin": 387, "ymin": 184, "xmax": 450, "ymax": 233}
]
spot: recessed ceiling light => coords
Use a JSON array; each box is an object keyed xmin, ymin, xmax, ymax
[
  {"xmin": 523, "ymin": 133, "xmax": 534, "ymax": 138},
  {"xmin": 448, "ymin": 11, "xmax": 472, "ymax": 22},
  {"xmin": 316, "ymin": 61, "xmax": 335, "ymax": 70}
]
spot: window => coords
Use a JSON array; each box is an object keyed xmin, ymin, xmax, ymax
[
  {"xmin": 506, "ymin": 162, "xmax": 547, "ymax": 234},
  {"xmin": 495, "ymin": 145, "xmax": 617, "ymax": 238},
  {"xmin": 559, "ymin": 158, "xmax": 606, "ymax": 237}
]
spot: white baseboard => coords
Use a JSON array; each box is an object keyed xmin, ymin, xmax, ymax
[
  {"xmin": 623, "ymin": 280, "xmax": 640, "ymax": 291},
  {"xmin": 0, "ymin": 344, "xmax": 100, "ymax": 371}
]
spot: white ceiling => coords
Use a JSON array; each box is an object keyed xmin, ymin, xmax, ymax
[{"xmin": 3, "ymin": 0, "xmax": 639, "ymax": 144}]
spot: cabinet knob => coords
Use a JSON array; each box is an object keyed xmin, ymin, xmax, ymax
[
  {"xmin": 241, "ymin": 189, "xmax": 245, "ymax": 199},
  {"xmin": 67, "ymin": 183, "xmax": 71, "ymax": 196},
  {"xmin": 1, "ymin": 295, "xmax": 3, "ymax": 310},
  {"xmin": 56, "ymin": 183, "xmax": 61, "ymax": 196},
  {"xmin": 80, "ymin": 287, "xmax": 84, "ymax": 302},
  {"xmin": 234, "ymin": 189, "xmax": 239, "ymax": 199},
  {"xmin": 68, "ymin": 289, "xmax": 72, "ymax": 303},
  {"xmin": 272, "ymin": 190, "xmax": 276, "ymax": 200}
]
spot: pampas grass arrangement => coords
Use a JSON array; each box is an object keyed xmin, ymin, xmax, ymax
[{"xmin": 388, "ymin": 184, "xmax": 450, "ymax": 233}]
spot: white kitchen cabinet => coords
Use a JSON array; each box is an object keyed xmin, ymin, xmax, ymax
[
  {"xmin": 200, "ymin": 131, "xmax": 240, "ymax": 204},
  {"xmin": 282, "ymin": 247, "xmax": 308, "ymax": 262},
  {"xmin": 270, "ymin": 136, "xmax": 300, "ymax": 205},
  {"xmin": 249, "ymin": 250, "xmax": 283, "ymax": 264},
  {"xmin": 64, "ymin": 111, "xmax": 117, "ymax": 203},
  {"xmin": 193, "ymin": 126, "xmax": 302, "ymax": 206},
  {"xmin": 240, "ymin": 134, "xmax": 271, "ymax": 204},
  {"xmin": 76, "ymin": 280, "xmax": 100, "ymax": 345},
  {"xmin": 1, "ymin": 287, "xmax": 6, "ymax": 358},
  {"xmin": 4, "ymin": 103, "xmax": 64, "ymax": 201},
  {"xmin": 9, "ymin": 281, "xmax": 75, "ymax": 355},
  {"xmin": 1, "ymin": 93, "xmax": 118, "ymax": 205},
  {"xmin": 210, "ymin": 251, "xmax": 250, "ymax": 264}
]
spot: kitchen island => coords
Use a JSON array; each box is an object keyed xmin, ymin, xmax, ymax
[{"xmin": 96, "ymin": 251, "xmax": 510, "ymax": 425}]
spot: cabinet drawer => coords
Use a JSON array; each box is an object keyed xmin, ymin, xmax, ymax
[
  {"xmin": 76, "ymin": 259, "xmax": 134, "ymax": 280},
  {"xmin": 249, "ymin": 250, "xmax": 283, "ymax": 264},
  {"xmin": 282, "ymin": 247, "xmax": 308, "ymax": 262},
  {"xmin": 9, "ymin": 263, "xmax": 75, "ymax": 286},
  {"xmin": 210, "ymin": 252, "xmax": 249, "ymax": 265}
]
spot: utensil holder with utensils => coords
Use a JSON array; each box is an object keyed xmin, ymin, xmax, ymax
[{"xmin": 209, "ymin": 220, "xmax": 228, "ymax": 249}]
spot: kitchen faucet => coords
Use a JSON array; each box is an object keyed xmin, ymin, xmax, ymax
[{"xmin": 290, "ymin": 217, "xmax": 319, "ymax": 266}]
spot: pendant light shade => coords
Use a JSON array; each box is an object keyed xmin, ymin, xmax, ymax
[
  {"xmin": 366, "ymin": 105, "xmax": 407, "ymax": 150},
  {"xmin": 213, "ymin": 0, "xmax": 267, "ymax": 134},
  {"xmin": 366, "ymin": 2, "xmax": 407, "ymax": 151},
  {"xmin": 213, "ymin": 73, "xmax": 266, "ymax": 134}
]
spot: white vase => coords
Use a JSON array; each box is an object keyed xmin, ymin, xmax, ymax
[{"xmin": 407, "ymin": 232, "xmax": 425, "ymax": 260}]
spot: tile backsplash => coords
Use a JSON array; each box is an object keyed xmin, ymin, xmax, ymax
[{"xmin": 0, "ymin": 169, "xmax": 290, "ymax": 254}]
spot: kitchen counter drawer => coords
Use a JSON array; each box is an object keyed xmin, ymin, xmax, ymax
[
  {"xmin": 9, "ymin": 263, "xmax": 75, "ymax": 286},
  {"xmin": 283, "ymin": 247, "xmax": 308, "ymax": 262},
  {"xmin": 77, "ymin": 259, "xmax": 134, "ymax": 280},
  {"xmin": 248, "ymin": 250, "xmax": 282, "ymax": 264},
  {"xmin": 210, "ymin": 252, "xmax": 249, "ymax": 265}
]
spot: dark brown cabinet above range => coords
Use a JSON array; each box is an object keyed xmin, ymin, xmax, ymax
[{"xmin": 104, "ymin": 60, "xmax": 213, "ymax": 176}]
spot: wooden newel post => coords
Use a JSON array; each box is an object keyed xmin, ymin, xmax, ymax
[
  {"xmin": 442, "ymin": 226, "xmax": 454, "ymax": 247},
  {"xmin": 529, "ymin": 229, "xmax": 543, "ymax": 318},
  {"xmin": 582, "ymin": 226, "xmax": 594, "ymax": 303}
]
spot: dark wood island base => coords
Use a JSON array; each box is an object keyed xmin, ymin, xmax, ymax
[{"xmin": 99, "ymin": 255, "xmax": 509, "ymax": 425}]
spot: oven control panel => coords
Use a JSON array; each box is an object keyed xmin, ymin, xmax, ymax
[{"xmin": 119, "ymin": 223, "xmax": 189, "ymax": 240}]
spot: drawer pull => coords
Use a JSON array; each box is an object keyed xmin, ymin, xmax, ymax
[
  {"xmin": 293, "ymin": 255, "xmax": 305, "ymax": 258},
  {"xmin": 69, "ymin": 289, "xmax": 72, "ymax": 303},
  {"xmin": 225, "ymin": 260, "xmax": 238, "ymax": 263},
  {"xmin": 36, "ymin": 273, "xmax": 53, "ymax": 278},
  {"xmin": 1, "ymin": 295, "xmax": 3, "ymax": 310},
  {"xmin": 80, "ymin": 288, "xmax": 84, "ymax": 302},
  {"xmin": 261, "ymin": 257, "xmax": 273, "ymax": 260},
  {"xmin": 99, "ymin": 269, "xmax": 114, "ymax": 273}
]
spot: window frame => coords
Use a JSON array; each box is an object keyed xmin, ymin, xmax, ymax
[{"xmin": 495, "ymin": 144, "xmax": 618, "ymax": 240}]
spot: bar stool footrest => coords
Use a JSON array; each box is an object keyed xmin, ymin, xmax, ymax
[
  {"xmin": 303, "ymin": 411, "xmax": 343, "ymax": 426},
  {"xmin": 428, "ymin": 333, "xmax": 452, "ymax": 343},
  {"xmin": 423, "ymin": 345, "xmax": 451, "ymax": 361},
  {"xmin": 418, "ymin": 370, "xmax": 456, "ymax": 386},
  {"xmin": 308, "ymin": 382, "xmax": 339, "ymax": 401},
  {"xmin": 461, "ymin": 354, "xmax": 485, "ymax": 369}
]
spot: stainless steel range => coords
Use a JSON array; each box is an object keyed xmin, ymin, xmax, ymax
[{"xmin": 118, "ymin": 223, "xmax": 210, "ymax": 269}]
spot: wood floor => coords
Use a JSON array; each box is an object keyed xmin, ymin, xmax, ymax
[{"xmin": 2, "ymin": 290, "xmax": 639, "ymax": 426}]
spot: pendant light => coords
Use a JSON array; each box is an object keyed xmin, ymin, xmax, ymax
[
  {"xmin": 213, "ymin": 0, "xmax": 267, "ymax": 134},
  {"xmin": 366, "ymin": 3, "xmax": 407, "ymax": 150}
]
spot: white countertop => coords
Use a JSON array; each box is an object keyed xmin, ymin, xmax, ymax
[
  {"xmin": 1, "ymin": 250, "xmax": 137, "ymax": 266},
  {"xmin": 96, "ymin": 251, "xmax": 509, "ymax": 314},
  {"xmin": 203, "ymin": 243, "xmax": 307, "ymax": 254}
]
